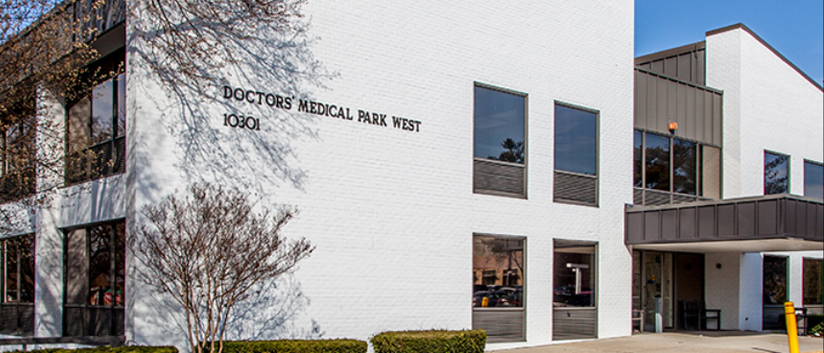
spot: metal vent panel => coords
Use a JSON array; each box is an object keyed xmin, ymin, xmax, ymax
[
  {"xmin": 554, "ymin": 171, "xmax": 597, "ymax": 205},
  {"xmin": 474, "ymin": 159, "xmax": 525, "ymax": 197},
  {"xmin": 473, "ymin": 309, "xmax": 525, "ymax": 343},
  {"xmin": 553, "ymin": 308, "xmax": 597, "ymax": 340}
]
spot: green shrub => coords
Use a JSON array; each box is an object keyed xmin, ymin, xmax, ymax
[
  {"xmin": 34, "ymin": 347, "xmax": 178, "ymax": 353},
  {"xmin": 371, "ymin": 330, "xmax": 486, "ymax": 353},
  {"xmin": 809, "ymin": 314, "xmax": 824, "ymax": 335},
  {"xmin": 219, "ymin": 339, "xmax": 367, "ymax": 353}
]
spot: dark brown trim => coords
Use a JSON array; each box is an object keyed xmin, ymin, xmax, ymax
[
  {"xmin": 635, "ymin": 41, "xmax": 706, "ymax": 66},
  {"xmin": 707, "ymin": 23, "xmax": 823, "ymax": 92}
]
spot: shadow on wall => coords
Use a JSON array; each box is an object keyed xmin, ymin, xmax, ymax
[
  {"xmin": 226, "ymin": 274, "xmax": 323, "ymax": 340},
  {"xmin": 128, "ymin": 10, "xmax": 334, "ymax": 197},
  {"xmin": 125, "ymin": 3, "xmax": 333, "ymax": 345}
]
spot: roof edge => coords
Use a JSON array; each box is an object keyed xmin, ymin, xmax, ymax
[{"xmin": 707, "ymin": 23, "xmax": 823, "ymax": 92}]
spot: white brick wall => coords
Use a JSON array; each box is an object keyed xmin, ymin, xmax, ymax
[
  {"xmin": 118, "ymin": 0, "xmax": 637, "ymax": 350},
  {"xmin": 705, "ymin": 252, "xmax": 741, "ymax": 330}
]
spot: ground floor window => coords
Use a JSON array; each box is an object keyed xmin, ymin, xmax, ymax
[
  {"xmin": 64, "ymin": 220, "xmax": 125, "ymax": 337},
  {"xmin": 0, "ymin": 234, "xmax": 34, "ymax": 335},
  {"xmin": 472, "ymin": 234, "xmax": 525, "ymax": 343},
  {"xmin": 762, "ymin": 255, "xmax": 788, "ymax": 330},
  {"xmin": 553, "ymin": 239, "xmax": 597, "ymax": 340},
  {"xmin": 803, "ymin": 258, "xmax": 823, "ymax": 306}
]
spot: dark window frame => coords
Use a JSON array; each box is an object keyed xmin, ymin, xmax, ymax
[
  {"xmin": 472, "ymin": 233, "xmax": 526, "ymax": 343},
  {"xmin": 763, "ymin": 150, "xmax": 790, "ymax": 195},
  {"xmin": 803, "ymin": 159, "xmax": 823, "ymax": 200},
  {"xmin": 472, "ymin": 82, "xmax": 528, "ymax": 199},
  {"xmin": 0, "ymin": 234, "xmax": 35, "ymax": 336},
  {"xmin": 64, "ymin": 50, "xmax": 126, "ymax": 186},
  {"xmin": 62, "ymin": 219, "xmax": 125, "ymax": 337},
  {"xmin": 553, "ymin": 101, "xmax": 599, "ymax": 207}
]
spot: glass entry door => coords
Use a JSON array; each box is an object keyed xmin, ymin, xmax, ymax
[{"xmin": 642, "ymin": 251, "xmax": 673, "ymax": 331}]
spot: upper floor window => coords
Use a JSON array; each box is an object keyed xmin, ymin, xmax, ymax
[
  {"xmin": 1, "ymin": 99, "xmax": 36, "ymax": 202},
  {"xmin": 1, "ymin": 234, "xmax": 35, "ymax": 336},
  {"xmin": 473, "ymin": 84, "xmax": 527, "ymax": 197},
  {"xmin": 554, "ymin": 103, "xmax": 598, "ymax": 206},
  {"xmin": 804, "ymin": 160, "xmax": 823, "ymax": 200},
  {"xmin": 764, "ymin": 151, "xmax": 789, "ymax": 195},
  {"xmin": 65, "ymin": 51, "xmax": 125, "ymax": 184},
  {"xmin": 633, "ymin": 130, "xmax": 720, "ymax": 205}
]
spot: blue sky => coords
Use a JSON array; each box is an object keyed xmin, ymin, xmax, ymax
[{"xmin": 635, "ymin": 0, "xmax": 824, "ymax": 85}]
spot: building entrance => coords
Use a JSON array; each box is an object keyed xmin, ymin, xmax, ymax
[{"xmin": 633, "ymin": 251, "xmax": 705, "ymax": 332}]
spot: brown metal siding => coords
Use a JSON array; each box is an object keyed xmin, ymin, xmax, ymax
[
  {"xmin": 634, "ymin": 69, "xmax": 722, "ymax": 146},
  {"xmin": 635, "ymin": 42, "xmax": 706, "ymax": 85}
]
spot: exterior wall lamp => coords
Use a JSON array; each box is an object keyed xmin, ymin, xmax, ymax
[{"xmin": 668, "ymin": 122, "xmax": 678, "ymax": 135}]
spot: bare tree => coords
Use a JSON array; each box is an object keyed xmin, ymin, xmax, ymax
[
  {"xmin": 134, "ymin": 182, "xmax": 314, "ymax": 353},
  {"xmin": 1, "ymin": 0, "xmax": 314, "ymax": 233}
]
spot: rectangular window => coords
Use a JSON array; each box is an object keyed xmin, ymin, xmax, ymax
[
  {"xmin": 66, "ymin": 50, "xmax": 126, "ymax": 185},
  {"xmin": 803, "ymin": 258, "xmax": 823, "ymax": 306},
  {"xmin": 64, "ymin": 220, "xmax": 125, "ymax": 337},
  {"xmin": 762, "ymin": 255, "xmax": 788, "ymax": 330},
  {"xmin": 644, "ymin": 133, "xmax": 670, "ymax": 191},
  {"xmin": 0, "ymin": 98, "xmax": 36, "ymax": 202},
  {"xmin": 0, "ymin": 234, "xmax": 35, "ymax": 336},
  {"xmin": 634, "ymin": 130, "xmax": 643, "ymax": 188},
  {"xmin": 633, "ymin": 129, "xmax": 720, "ymax": 205},
  {"xmin": 804, "ymin": 160, "xmax": 823, "ymax": 200},
  {"xmin": 553, "ymin": 239, "xmax": 597, "ymax": 340},
  {"xmin": 472, "ymin": 234, "xmax": 525, "ymax": 343},
  {"xmin": 672, "ymin": 139, "xmax": 697, "ymax": 195},
  {"xmin": 554, "ymin": 103, "xmax": 598, "ymax": 206},
  {"xmin": 473, "ymin": 84, "xmax": 527, "ymax": 197},
  {"xmin": 764, "ymin": 151, "xmax": 789, "ymax": 195}
]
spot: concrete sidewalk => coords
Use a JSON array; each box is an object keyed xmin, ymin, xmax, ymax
[{"xmin": 491, "ymin": 332, "xmax": 824, "ymax": 353}]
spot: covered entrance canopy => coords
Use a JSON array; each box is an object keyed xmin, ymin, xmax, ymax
[{"xmin": 625, "ymin": 194, "xmax": 823, "ymax": 253}]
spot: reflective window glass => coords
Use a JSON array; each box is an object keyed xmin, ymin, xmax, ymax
[
  {"xmin": 672, "ymin": 138, "xmax": 697, "ymax": 195},
  {"xmin": 763, "ymin": 256, "xmax": 787, "ymax": 305},
  {"xmin": 554, "ymin": 105, "xmax": 597, "ymax": 175},
  {"xmin": 645, "ymin": 133, "xmax": 670, "ymax": 191},
  {"xmin": 474, "ymin": 86, "xmax": 525, "ymax": 164},
  {"xmin": 803, "ymin": 258, "xmax": 823, "ymax": 305},
  {"xmin": 554, "ymin": 240, "xmax": 596, "ymax": 308},
  {"xmin": 764, "ymin": 151, "xmax": 789, "ymax": 195},
  {"xmin": 634, "ymin": 130, "xmax": 643, "ymax": 187},
  {"xmin": 473, "ymin": 235, "xmax": 524, "ymax": 308},
  {"xmin": 91, "ymin": 79, "xmax": 114, "ymax": 145},
  {"xmin": 804, "ymin": 161, "xmax": 823, "ymax": 200}
]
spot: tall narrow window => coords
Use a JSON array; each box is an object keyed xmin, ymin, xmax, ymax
[
  {"xmin": 633, "ymin": 130, "xmax": 643, "ymax": 188},
  {"xmin": 553, "ymin": 239, "xmax": 597, "ymax": 340},
  {"xmin": 803, "ymin": 258, "xmax": 823, "ymax": 306},
  {"xmin": 0, "ymin": 98, "xmax": 36, "ymax": 202},
  {"xmin": 554, "ymin": 103, "xmax": 598, "ymax": 206},
  {"xmin": 0, "ymin": 234, "xmax": 35, "ymax": 335},
  {"xmin": 645, "ymin": 133, "xmax": 670, "ymax": 191},
  {"xmin": 472, "ymin": 234, "xmax": 525, "ymax": 343},
  {"xmin": 672, "ymin": 138, "xmax": 697, "ymax": 195},
  {"xmin": 764, "ymin": 151, "xmax": 789, "ymax": 195},
  {"xmin": 763, "ymin": 255, "xmax": 788, "ymax": 330},
  {"xmin": 64, "ymin": 221, "xmax": 125, "ymax": 337},
  {"xmin": 66, "ymin": 50, "xmax": 126, "ymax": 184},
  {"xmin": 804, "ymin": 160, "xmax": 823, "ymax": 200},
  {"xmin": 701, "ymin": 145, "xmax": 721, "ymax": 199},
  {"xmin": 473, "ymin": 84, "xmax": 527, "ymax": 197}
]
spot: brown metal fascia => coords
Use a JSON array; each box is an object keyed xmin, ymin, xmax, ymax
[
  {"xmin": 634, "ymin": 67, "xmax": 723, "ymax": 94},
  {"xmin": 706, "ymin": 23, "xmax": 824, "ymax": 92}
]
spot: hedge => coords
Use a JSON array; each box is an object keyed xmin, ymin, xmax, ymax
[
  {"xmin": 34, "ymin": 347, "xmax": 178, "ymax": 353},
  {"xmin": 218, "ymin": 339, "xmax": 367, "ymax": 353},
  {"xmin": 371, "ymin": 330, "xmax": 486, "ymax": 353}
]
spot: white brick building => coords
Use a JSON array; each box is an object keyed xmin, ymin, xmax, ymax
[{"xmin": 0, "ymin": 1, "xmax": 821, "ymax": 352}]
